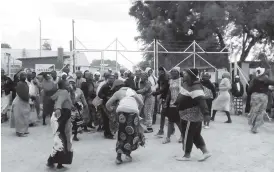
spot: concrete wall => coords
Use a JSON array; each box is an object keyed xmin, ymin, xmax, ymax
[{"xmin": 20, "ymin": 57, "xmax": 62, "ymax": 70}]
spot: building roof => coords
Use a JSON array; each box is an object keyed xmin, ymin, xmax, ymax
[{"xmin": 1, "ymin": 48, "xmax": 90, "ymax": 67}]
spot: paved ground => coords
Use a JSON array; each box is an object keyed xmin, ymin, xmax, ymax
[{"xmin": 1, "ymin": 114, "xmax": 274, "ymax": 172}]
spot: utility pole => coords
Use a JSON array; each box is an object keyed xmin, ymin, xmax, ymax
[
  {"xmin": 115, "ymin": 38, "xmax": 118, "ymax": 72},
  {"xmin": 193, "ymin": 40, "xmax": 196, "ymax": 68},
  {"xmin": 72, "ymin": 19, "xmax": 75, "ymax": 73},
  {"xmin": 39, "ymin": 18, "xmax": 41, "ymax": 57},
  {"xmin": 153, "ymin": 39, "xmax": 156, "ymax": 75}
]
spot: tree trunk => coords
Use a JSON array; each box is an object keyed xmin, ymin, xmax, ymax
[{"xmin": 239, "ymin": 38, "xmax": 257, "ymax": 62}]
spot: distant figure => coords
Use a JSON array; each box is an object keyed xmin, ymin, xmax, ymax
[
  {"xmin": 231, "ymin": 75, "xmax": 244, "ymax": 115},
  {"xmin": 75, "ymin": 70, "xmax": 86, "ymax": 88}
]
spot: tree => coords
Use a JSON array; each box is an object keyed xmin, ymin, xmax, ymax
[
  {"xmin": 1, "ymin": 43, "xmax": 11, "ymax": 49},
  {"xmin": 129, "ymin": 1, "xmax": 274, "ymax": 69},
  {"xmin": 225, "ymin": 1, "xmax": 274, "ymax": 62}
]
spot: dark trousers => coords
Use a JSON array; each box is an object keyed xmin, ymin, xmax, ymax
[
  {"xmin": 204, "ymin": 99, "xmax": 212, "ymax": 126},
  {"xmin": 99, "ymin": 105, "xmax": 112, "ymax": 136},
  {"xmin": 152, "ymin": 97, "xmax": 158, "ymax": 124},
  {"xmin": 181, "ymin": 120, "xmax": 206, "ymax": 154},
  {"xmin": 159, "ymin": 107, "xmax": 166, "ymax": 132}
]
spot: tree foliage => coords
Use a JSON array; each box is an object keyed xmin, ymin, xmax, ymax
[
  {"xmin": 1, "ymin": 43, "xmax": 11, "ymax": 49},
  {"xmin": 129, "ymin": 1, "xmax": 274, "ymax": 70}
]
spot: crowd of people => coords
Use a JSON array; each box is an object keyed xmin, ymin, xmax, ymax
[{"xmin": 1, "ymin": 61, "xmax": 274, "ymax": 168}]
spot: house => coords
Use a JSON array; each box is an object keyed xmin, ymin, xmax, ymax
[{"xmin": 1, "ymin": 48, "xmax": 90, "ymax": 76}]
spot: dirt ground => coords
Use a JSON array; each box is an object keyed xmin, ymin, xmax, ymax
[{"xmin": 1, "ymin": 114, "xmax": 274, "ymax": 172}]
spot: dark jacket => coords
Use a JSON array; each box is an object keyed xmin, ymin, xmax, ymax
[
  {"xmin": 201, "ymin": 79, "xmax": 217, "ymax": 99},
  {"xmin": 231, "ymin": 81, "xmax": 244, "ymax": 97},
  {"xmin": 152, "ymin": 73, "xmax": 169, "ymax": 99},
  {"xmin": 175, "ymin": 81, "xmax": 209, "ymax": 122},
  {"xmin": 81, "ymin": 80, "xmax": 96, "ymax": 100},
  {"xmin": 16, "ymin": 81, "xmax": 29, "ymax": 102},
  {"xmin": 98, "ymin": 83, "xmax": 112, "ymax": 104},
  {"xmin": 249, "ymin": 75, "xmax": 274, "ymax": 95}
]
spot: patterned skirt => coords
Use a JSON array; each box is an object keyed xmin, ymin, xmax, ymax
[
  {"xmin": 71, "ymin": 109, "xmax": 84, "ymax": 134},
  {"xmin": 233, "ymin": 97, "xmax": 243, "ymax": 113},
  {"xmin": 116, "ymin": 112, "xmax": 145, "ymax": 155},
  {"xmin": 248, "ymin": 93, "xmax": 268, "ymax": 130}
]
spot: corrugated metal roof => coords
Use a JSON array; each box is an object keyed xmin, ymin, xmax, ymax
[{"xmin": 1, "ymin": 48, "xmax": 90, "ymax": 67}]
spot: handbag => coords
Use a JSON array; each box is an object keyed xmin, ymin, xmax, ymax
[
  {"xmin": 52, "ymin": 151, "xmax": 73, "ymax": 164},
  {"xmin": 203, "ymin": 86, "xmax": 213, "ymax": 99}
]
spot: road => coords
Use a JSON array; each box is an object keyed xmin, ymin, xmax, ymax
[{"xmin": 1, "ymin": 114, "xmax": 274, "ymax": 172}]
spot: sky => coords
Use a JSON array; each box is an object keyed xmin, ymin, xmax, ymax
[{"xmin": 0, "ymin": 0, "xmax": 143, "ymax": 69}]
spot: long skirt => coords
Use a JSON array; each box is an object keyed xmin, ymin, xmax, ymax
[
  {"xmin": 50, "ymin": 109, "xmax": 73, "ymax": 164},
  {"xmin": 29, "ymin": 103, "xmax": 38, "ymax": 125},
  {"xmin": 212, "ymin": 91, "xmax": 230, "ymax": 112},
  {"xmin": 10, "ymin": 96, "xmax": 31, "ymax": 134},
  {"xmin": 248, "ymin": 93, "xmax": 268, "ymax": 131},
  {"xmin": 233, "ymin": 96, "xmax": 243, "ymax": 114},
  {"xmin": 142, "ymin": 95, "xmax": 155, "ymax": 128},
  {"xmin": 71, "ymin": 109, "xmax": 84, "ymax": 134},
  {"xmin": 116, "ymin": 112, "xmax": 145, "ymax": 155}
]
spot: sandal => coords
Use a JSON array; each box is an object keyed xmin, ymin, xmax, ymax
[{"xmin": 162, "ymin": 137, "xmax": 171, "ymax": 144}]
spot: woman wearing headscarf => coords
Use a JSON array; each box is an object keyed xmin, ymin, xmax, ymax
[
  {"xmin": 152, "ymin": 66, "xmax": 170, "ymax": 136},
  {"xmin": 47, "ymin": 80, "xmax": 73, "ymax": 169},
  {"xmin": 145, "ymin": 67, "xmax": 159, "ymax": 125},
  {"xmin": 68, "ymin": 78, "xmax": 87, "ymax": 141},
  {"xmin": 200, "ymin": 72, "xmax": 216, "ymax": 128},
  {"xmin": 211, "ymin": 72, "xmax": 232, "ymax": 123},
  {"xmin": 10, "ymin": 71, "xmax": 31, "ymax": 137},
  {"xmin": 136, "ymin": 72, "xmax": 154, "ymax": 133},
  {"xmin": 248, "ymin": 67, "xmax": 274, "ymax": 133},
  {"xmin": 124, "ymin": 70, "xmax": 136, "ymax": 90},
  {"xmin": 106, "ymin": 80, "xmax": 145, "ymax": 164},
  {"xmin": 162, "ymin": 67, "xmax": 182, "ymax": 144},
  {"xmin": 175, "ymin": 68, "xmax": 211, "ymax": 161},
  {"xmin": 41, "ymin": 73, "xmax": 58, "ymax": 125}
]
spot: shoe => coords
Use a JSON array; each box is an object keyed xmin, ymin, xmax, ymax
[
  {"xmin": 24, "ymin": 132, "xmax": 30, "ymax": 134},
  {"xmin": 16, "ymin": 132, "xmax": 27, "ymax": 137},
  {"xmin": 155, "ymin": 130, "xmax": 164, "ymax": 136},
  {"xmin": 144, "ymin": 128, "xmax": 153, "ymax": 133},
  {"xmin": 125, "ymin": 155, "xmax": 132, "ymax": 162},
  {"xmin": 105, "ymin": 135, "xmax": 115, "ymax": 139},
  {"xmin": 198, "ymin": 152, "xmax": 211, "ymax": 162},
  {"xmin": 224, "ymin": 120, "xmax": 232, "ymax": 123},
  {"xmin": 116, "ymin": 158, "xmax": 123, "ymax": 165},
  {"xmin": 176, "ymin": 156, "xmax": 191, "ymax": 161},
  {"xmin": 57, "ymin": 164, "xmax": 64, "ymax": 169},
  {"xmin": 204, "ymin": 126, "xmax": 210, "ymax": 129},
  {"xmin": 162, "ymin": 137, "xmax": 171, "ymax": 144},
  {"xmin": 73, "ymin": 136, "xmax": 79, "ymax": 141},
  {"xmin": 46, "ymin": 156, "xmax": 54, "ymax": 168},
  {"xmin": 97, "ymin": 126, "xmax": 103, "ymax": 132},
  {"xmin": 210, "ymin": 117, "xmax": 214, "ymax": 121}
]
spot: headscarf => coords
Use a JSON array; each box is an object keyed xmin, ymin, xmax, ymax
[
  {"xmin": 222, "ymin": 72, "xmax": 231, "ymax": 79},
  {"xmin": 61, "ymin": 72, "xmax": 67, "ymax": 77},
  {"xmin": 255, "ymin": 67, "xmax": 265, "ymax": 77},
  {"xmin": 67, "ymin": 78, "xmax": 75, "ymax": 83},
  {"xmin": 171, "ymin": 67, "xmax": 180, "ymax": 74},
  {"xmin": 94, "ymin": 72, "xmax": 100, "ymax": 76},
  {"xmin": 111, "ymin": 79, "xmax": 124, "ymax": 90},
  {"xmin": 145, "ymin": 67, "xmax": 152, "ymax": 74}
]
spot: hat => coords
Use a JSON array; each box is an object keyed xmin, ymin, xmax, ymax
[
  {"xmin": 111, "ymin": 80, "xmax": 124, "ymax": 90},
  {"xmin": 62, "ymin": 72, "xmax": 67, "ymax": 76},
  {"xmin": 235, "ymin": 75, "xmax": 240, "ymax": 78},
  {"xmin": 222, "ymin": 72, "xmax": 231, "ymax": 79},
  {"xmin": 145, "ymin": 67, "xmax": 152, "ymax": 74}
]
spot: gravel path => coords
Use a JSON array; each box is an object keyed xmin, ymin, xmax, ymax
[{"xmin": 2, "ymin": 114, "xmax": 274, "ymax": 172}]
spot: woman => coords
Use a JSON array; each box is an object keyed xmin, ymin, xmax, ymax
[
  {"xmin": 201, "ymin": 72, "xmax": 216, "ymax": 128},
  {"xmin": 136, "ymin": 72, "xmax": 154, "ymax": 133},
  {"xmin": 211, "ymin": 72, "xmax": 232, "ymax": 123},
  {"xmin": 47, "ymin": 80, "xmax": 73, "ymax": 169},
  {"xmin": 10, "ymin": 71, "xmax": 31, "ymax": 137},
  {"xmin": 162, "ymin": 67, "xmax": 182, "ymax": 144},
  {"xmin": 106, "ymin": 80, "xmax": 145, "ymax": 165},
  {"xmin": 175, "ymin": 68, "xmax": 211, "ymax": 161},
  {"xmin": 248, "ymin": 67, "xmax": 274, "ymax": 133},
  {"xmin": 68, "ymin": 78, "xmax": 88, "ymax": 141}
]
